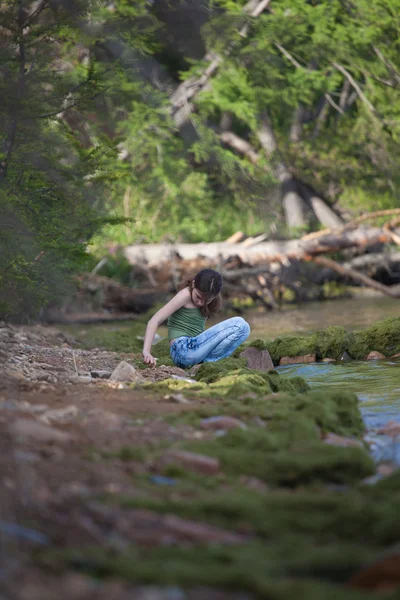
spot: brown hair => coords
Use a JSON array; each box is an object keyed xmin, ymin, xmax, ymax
[{"xmin": 180, "ymin": 268, "xmax": 223, "ymax": 317}]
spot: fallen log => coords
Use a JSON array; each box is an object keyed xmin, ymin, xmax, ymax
[{"xmin": 123, "ymin": 226, "xmax": 392, "ymax": 266}]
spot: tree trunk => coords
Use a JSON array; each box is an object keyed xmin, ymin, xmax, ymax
[{"xmin": 257, "ymin": 115, "xmax": 308, "ymax": 228}]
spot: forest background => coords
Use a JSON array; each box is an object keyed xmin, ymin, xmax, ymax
[{"xmin": 1, "ymin": 0, "xmax": 399, "ymax": 320}]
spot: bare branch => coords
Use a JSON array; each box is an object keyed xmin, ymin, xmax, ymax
[
  {"xmin": 220, "ymin": 131, "xmax": 260, "ymax": 164},
  {"xmin": 308, "ymin": 255, "xmax": 400, "ymax": 298},
  {"xmin": 332, "ymin": 63, "xmax": 378, "ymax": 116},
  {"xmin": 373, "ymin": 46, "xmax": 400, "ymax": 85}
]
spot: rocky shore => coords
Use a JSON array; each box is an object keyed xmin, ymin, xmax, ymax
[{"xmin": 1, "ymin": 318, "xmax": 400, "ymax": 599}]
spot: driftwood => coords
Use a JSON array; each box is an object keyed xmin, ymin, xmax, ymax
[
  {"xmin": 124, "ymin": 225, "xmax": 394, "ymax": 266},
  {"xmin": 121, "ymin": 218, "xmax": 400, "ymax": 306}
]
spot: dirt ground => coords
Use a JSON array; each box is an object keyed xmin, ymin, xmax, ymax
[{"xmin": 1, "ymin": 322, "xmax": 249, "ymax": 600}]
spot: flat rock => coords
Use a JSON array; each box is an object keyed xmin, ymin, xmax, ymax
[
  {"xmin": 366, "ymin": 351, "xmax": 386, "ymax": 360},
  {"xmin": 9, "ymin": 418, "xmax": 72, "ymax": 444},
  {"xmin": 163, "ymin": 450, "xmax": 220, "ymax": 474},
  {"xmin": 240, "ymin": 347, "xmax": 274, "ymax": 371},
  {"xmin": 109, "ymin": 360, "xmax": 144, "ymax": 383},
  {"xmin": 90, "ymin": 369, "xmax": 112, "ymax": 379},
  {"xmin": 279, "ymin": 354, "xmax": 316, "ymax": 366},
  {"xmin": 39, "ymin": 405, "xmax": 79, "ymax": 425}
]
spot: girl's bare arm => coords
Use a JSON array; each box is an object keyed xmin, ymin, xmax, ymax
[{"xmin": 142, "ymin": 288, "xmax": 190, "ymax": 364}]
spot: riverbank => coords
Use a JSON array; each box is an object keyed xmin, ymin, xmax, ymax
[{"xmin": 1, "ymin": 317, "xmax": 400, "ymax": 598}]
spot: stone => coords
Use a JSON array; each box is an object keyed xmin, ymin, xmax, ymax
[
  {"xmin": 322, "ymin": 357, "xmax": 336, "ymax": 363},
  {"xmin": 366, "ymin": 351, "xmax": 386, "ymax": 360},
  {"xmin": 240, "ymin": 347, "xmax": 274, "ymax": 371},
  {"xmin": 39, "ymin": 405, "xmax": 79, "ymax": 425},
  {"xmin": 9, "ymin": 418, "xmax": 71, "ymax": 444},
  {"xmin": 163, "ymin": 450, "xmax": 220, "ymax": 474},
  {"xmin": 377, "ymin": 421, "xmax": 400, "ymax": 437},
  {"xmin": 279, "ymin": 354, "xmax": 316, "ymax": 366},
  {"xmin": 164, "ymin": 393, "xmax": 191, "ymax": 404},
  {"xmin": 323, "ymin": 432, "xmax": 363, "ymax": 448},
  {"xmin": 200, "ymin": 416, "xmax": 247, "ymax": 431},
  {"xmin": 391, "ymin": 353, "xmax": 400, "ymax": 358},
  {"xmin": 110, "ymin": 361, "xmax": 144, "ymax": 383},
  {"xmin": 90, "ymin": 369, "xmax": 112, "ymax": 379},
  {"xmin": 68, "ymin": 375, "xmax": 92, "ymax": 384},
  {"xmin": 163, "ymin": 513, "xmax": 243, "ymax": 544}
]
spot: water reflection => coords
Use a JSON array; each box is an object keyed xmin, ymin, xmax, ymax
[
  {"xmin": 277, "ymin": 359, "xmax": 400, "ymax": 464},
  {"xmin": 277, "ymin": 360, "xmax": 400, "ymax": 429},
  {"xmin": 247, "ymin": 295, "xmax": 400, "ymax": 339}
]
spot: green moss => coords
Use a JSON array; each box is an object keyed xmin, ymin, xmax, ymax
[
  {"xmin": 314, "ymin": 326, "xmax": 355, "ymax": 360},
  {"xmin": 349, "ymin": 317, "xmax": 400, "ymax": 359},
  {"xmin": 209, "ymin": 371, "xmax": 273, "ymax": 395},
  {"xmin": 249, "ymin": 318, "xmax": 400, "ymax": 363},
  {"xmin": 196, "ymin": 358, "xmax": 247, "ymax": 383},
  {"xmin": 259, "ymin": 335, "xmax": 317, "ymax": 363},
  {"xmin": 46, "ymin": 543, "xmax": 381, "ymax": 599},
  {"xmin": 183, "ymin": 427, "xmax": 373, "ymax": 486}
]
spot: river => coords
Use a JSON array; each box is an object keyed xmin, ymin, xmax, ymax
[{"xmin": 245, "ymin": 295, "xmax": 400, "ymax": 464}]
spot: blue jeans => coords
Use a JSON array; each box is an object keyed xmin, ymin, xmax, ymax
[{"xmin": 170, "ymin": 317, "xmax": 250, "ymax": 369}]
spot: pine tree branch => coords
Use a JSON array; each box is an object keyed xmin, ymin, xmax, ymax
[{"xmin": 169, "ymin": 0, "xmax": 272, "ymax": 127}]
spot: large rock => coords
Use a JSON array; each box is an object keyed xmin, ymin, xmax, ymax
[
  {"xmin": 109, "ymin": 361, "xmax": 144, "ymax": 383},
  {"xmin": 240, "ymin": 347, "xmax": 274, "ymax": 371}
]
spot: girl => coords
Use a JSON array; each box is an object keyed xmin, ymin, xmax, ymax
[{"xmin": 142, "ymin": 268, "xmax": 250, "ymax": 369}]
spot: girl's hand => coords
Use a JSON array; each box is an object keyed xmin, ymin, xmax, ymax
[{"xmin": 142, "ymin": 351, "xmax": 157, "ymax": 367}]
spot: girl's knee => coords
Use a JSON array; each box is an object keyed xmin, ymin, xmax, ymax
[{"xmin": 230, "ymin": 316, "xmax": 250, "ymax": 337}]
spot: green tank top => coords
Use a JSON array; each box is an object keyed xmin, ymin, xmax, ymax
[{"xmin": 168, "ymin": 307, "xmax": 206, "ymax": 342}]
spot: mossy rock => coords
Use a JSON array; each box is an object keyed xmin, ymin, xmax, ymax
[
  {"xmin": 248, "ymin": 318, "xmax": 400, "ymax": 363},
  {"xmin": 185, "ymin": 424, "xmax": 373, "ymax": 486},
  {"xmin": 349, "ymin": 317, "xmax": 400, "ymax": 359},
  {"xmin": 196, "ymin": 358, "xmax": 247, "ymax": 383},
  {"xmin": 314, "ymin": 326, "xmax": 356, "ymax": 360}
]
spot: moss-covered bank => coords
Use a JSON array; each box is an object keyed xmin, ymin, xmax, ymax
[{"xmin": 248, "ymin": 318, "xmax": 400, "ymax": 363}]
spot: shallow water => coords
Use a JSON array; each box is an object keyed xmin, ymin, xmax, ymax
[
  {"xmin": 243, "ymin": 295, "xmax": 400, "ymax": 463},
  {"xmin": 278, "ymin": 360, "xmax": 400, "ymax": 430}
]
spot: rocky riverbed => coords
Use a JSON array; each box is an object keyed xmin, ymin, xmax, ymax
[{"xmin": 1, "ymin": 318, "xmax": 400, "ymax": 599}]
